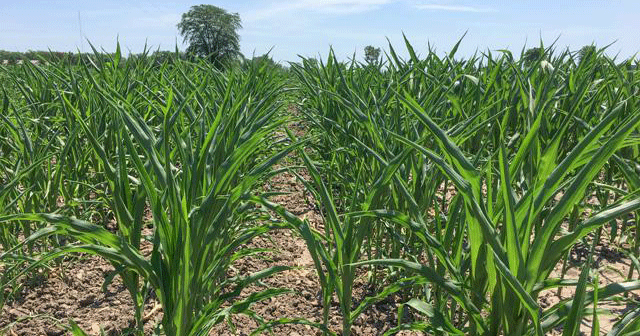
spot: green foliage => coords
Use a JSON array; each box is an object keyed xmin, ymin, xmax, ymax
[
  {"xmin": 148, "ymin": 50, "xmax": 188, "ymax": 65},
  {"xmin": 292, "ymin": 39, "xmax": 640, "ymax": 335},
  {"xmin": 364, "ymin": 45, "xmax": 381, "ymax": 65},
  {"xmin": 579, "ymin": 45, "xmax": 598, "ymax": 63},
  {"xmin": 239, "ymin": 53, "xmax": 283, "ymax": 73},
  {"xmin": 1, "ymin": 36, "xmax": 640, "ymax": 336},
  {"xmin": 177, "ymin": 4, "xmax": 242, "ymax": 68},
  {"xmin": 0, "ymin": 44, "xmax": 292, "ymax": 335},
  {"xmin": 523, "ymin": 46, "xmax": 546, "ymax": 66},
  {"xmin": 0, "ymin": 50, "xmax": 125, "ymax": 65}
]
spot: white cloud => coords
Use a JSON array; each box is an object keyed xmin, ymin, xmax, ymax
[
  {"xmin": 243, "ymin": 0, "xmax": 395, "ymax": 22},
  {"xmin": 303, "ymin": 0, "xmax": 394, "ymax": 13},
  {"xmin": 415, "ymin": 3, "xmax": 496, "ymax": 13}
]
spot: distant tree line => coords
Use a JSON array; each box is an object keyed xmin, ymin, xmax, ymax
[
  {"xmin": 0, "ymin": 50, "xmax": 192, "ymax": 66},
  {"xmin": 0, "ymin": 50, "xmax": 73, "ymax": 64},
  {"xmin": 0, "ymin": 50, "xmax": 124, "ymax": 65},
  {"xmin": 0, "ymin": 49, "xmax": 288, "ymax": 70}
]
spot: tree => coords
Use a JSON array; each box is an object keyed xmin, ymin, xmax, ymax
[
  {"xmin": 177, "ymin": 5, "xmax": 242, "ymax": 67},
  {"xmin": 246, "ymin": 53, "xmax": 283, "ymax": 71},
  {"xmin": 522, "ymin": 47, "xmax": 545, "ymax": 67},
  {"xmin": 364, "ymin": 45, "xmax": 381, "ymax": 65},
  {"xmin": 578, "ymin": 45, "xmax": 597, "ymax": 64}
]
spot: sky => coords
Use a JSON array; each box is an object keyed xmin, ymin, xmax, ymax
[{"xmin": 1, "ymin": 0, "xmax": 638, "ymax": 63}]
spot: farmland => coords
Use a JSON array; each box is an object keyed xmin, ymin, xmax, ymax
[{"xmin": 1, "ymin": 41, "xmax": 640, "ymax": 335}]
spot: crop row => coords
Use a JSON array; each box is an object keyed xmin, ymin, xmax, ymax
[{"xmin": 1, "ymin": 40, "xmax": 639, "ymax": 335}]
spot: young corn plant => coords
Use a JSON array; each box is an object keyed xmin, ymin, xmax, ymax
[
  {"xmin": 254, "ymin": 140, "xmax": 435, "ymax": 336},
  {"xmin": 1, "ymin": 50, "xmax": 294, "ymax": 335},
  {"xmin": 364, "ymin": 89, "xmax": 640, "ymax": 335},
  {"xmin": 294, "ymin": 38, "xmax": 640, "ymax": 334}
]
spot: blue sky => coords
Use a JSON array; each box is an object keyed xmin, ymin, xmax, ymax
[{"xmin": 1, "ymin": 1, "xmax": 638, "ymax": 63}]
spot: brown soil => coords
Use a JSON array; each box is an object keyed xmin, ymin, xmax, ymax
[
  {"xmin": 0, "ymin": 255, "xmax": 158, "ymax": 336},
  {"xmin": 1, "ymin": 120, "xmax": 638, "ymax": 335},
  {"xmin": 542, "ymin": 240, "xmax": 640, "ymax": 335},
  {"xmin": 0, "ymin": 162, "xmax": 420, "ymax": 335},
  {"xmin": 5, "ymin": 172, "xmax": 636, "ymax": 336}
]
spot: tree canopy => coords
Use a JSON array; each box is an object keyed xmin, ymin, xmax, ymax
[
  {"xmin": 364, "ymin": 45, "xmax": 381, "ymax": 65},
  {"xmin": 522, "ymin": 47, "xmax": 545, "ymax": 66},
  {"xmin": 578, "ymin": 45, "xmax": 597, "ymax": 63},
  {"xmin": 177, "ymin": 4, "xmax": 242, "ymax": 67}
]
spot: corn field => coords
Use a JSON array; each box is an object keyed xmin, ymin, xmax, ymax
[{"xmin": 1, "ymin": 40, "xmax": 640, "ymax": 336}]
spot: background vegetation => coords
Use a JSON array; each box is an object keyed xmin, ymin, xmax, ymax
[{"xmin": 1, "ymin": 36, "xmax": 639, "ymax": 335}]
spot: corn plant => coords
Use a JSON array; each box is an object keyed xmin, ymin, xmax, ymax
[
  {"xmin": 293, "ymin": 38, "xmax": 640, "ymax": 335},
  {"xmin": 375, "ymin": 92, "xmax": 640, "ymax": 334},
  {"xmin": 1, "ymin": 46, "xmax": 295, "ymax": 335}
]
